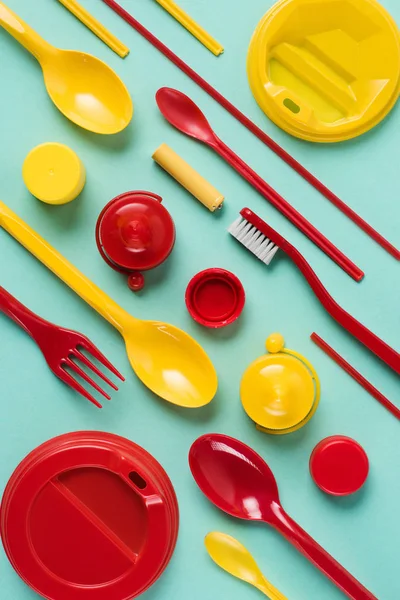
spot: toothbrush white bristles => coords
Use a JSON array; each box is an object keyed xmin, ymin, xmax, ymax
[{"xmin": 228, "ymin": 216, "xmax": 279, "ymax": 265}]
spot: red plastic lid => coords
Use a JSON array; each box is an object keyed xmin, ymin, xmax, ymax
[
  {"xmin": 0, "ymin": 432, "xmax": 179, "ymax": 600},
  {"xmin": 96, "ymin": 191, "xmax": 175, "ymax": 272},
  {"xmin": 185, "ymin": 268, "xmax": 245, "ymax": 328},
  {"xmin": 310, "ymin": 435, "xmax": 369, "ymax": 496}
]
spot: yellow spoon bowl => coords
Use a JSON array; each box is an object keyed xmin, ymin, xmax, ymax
[
  {"xmin": 205, "ymin": 532, "xmax": 287, "ymax": 599},
  {"xmin": 0, "ymin": 2, "xmax": 133, "ymax": 134},
  {"xmin": 0, "ymin": 201, "xmax": 218, "ymax": 408}
]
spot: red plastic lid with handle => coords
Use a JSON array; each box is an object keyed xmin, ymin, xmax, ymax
[
  {"xmin": 96, "ymin": 191, "xmax": 176, "ymax": 273},
  {"xmin": 310, "ymin": 435, "xmax": 369, "ymax": 496},
  {"xmin": 0, "ymin": 431, "xmax": 179, "ymax": 600}
]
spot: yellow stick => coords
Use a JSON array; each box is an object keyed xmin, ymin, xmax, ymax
[
  {"xmin": 57, "ymin": 0, "xmax": 129, "ymax": 58},
  {"xmin": 155, "ymin": 0, "xmax": 223, "ymax": 56}
]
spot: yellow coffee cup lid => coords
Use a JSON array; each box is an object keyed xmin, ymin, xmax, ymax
[
  {"xmin": 240, "ymin": 333, "xmax": 320, "ymax": 434},
  {"xmin": 23, "ymin": 143, "xmax": 86, "ymax": 205},
  {"xmin": 247, "ymin": 0, "xmax": 400, "ymax": 142}
]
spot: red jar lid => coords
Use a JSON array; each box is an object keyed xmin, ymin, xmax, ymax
[
  {"xmin": 310, "ymin": 435, "xmax": 369, "ymax": 496},
  {"xmin": 185, "ymin": 268, "xmax": 245, "ymax": 328},
  {"xmin": 1, "ymin": 432, "xmax": 179, "ymax": 600},
  {"xmin": 96, "ymin": 191, "xmax": 175, "ymax": 272}
]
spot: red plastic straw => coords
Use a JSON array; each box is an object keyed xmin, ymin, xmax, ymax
[
  {"xmin": 102, "ymin": 0, "xmax": 400, "ymax": 260},
  {"xmin": 311, "ymin": 332, "xmax": 400, "ymax": 420}
]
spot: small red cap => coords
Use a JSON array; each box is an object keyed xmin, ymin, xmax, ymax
[
  {"xmin": 310, "ymin": 435, "xmax": 369, "ymax": 496},
  {"xmin": 185, "ymin": 268, "xmax": 245, "ymax": 328}
]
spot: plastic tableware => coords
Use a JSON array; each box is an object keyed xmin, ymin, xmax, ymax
[
  {"xmin": 240, "ymin": 333, "xmax": 320, "ymax": 434},
  {"xmin": 229, "ymin": 208, "xmax": 400, "ymax": 377},
  {"xmin": 205, "ymin": 532, "xmax": 287, "ymax": 599},
  {"xmin": 0, "ymin": 2, "xmax": 133, "ymax": 134},
  {"xmin": 310, "ymin": 436, "xmax": 370, "ymax": 496},
  {"xmin": 189, "ymin": 433, "xmax": 378, "ymax": 600},
  {"xmin": 311, "ymin": 332, "xmax": 400, "ymax": 420},
  {"xmin": 23, "ymin": 143, "xmax": 86, "ymax": 205},
  {"xmin": 247, "ymin": 0, "xmax": 400, "ymax": 142},
  {"xmin": 1, "ymin": 431, "xmax": 179, "ymax": 600},
  {"xmin": 0, "ymin": 201, "xmax": 218, "ymax": 408},
  {"xmin": 100, "ymin": 0, "xmax": 400, "ymax": 258},
  {"xmin": 57, "ymin": 0, "xmax": 129, "ymax": 58},
  {"xmin": 156, "ymin": 87, "xmax": 363, "ymax": 282},
  {"xmin": 154, "ymin": 0, "xmax": 223, "ymax": 56},
  {"xmin": 185, "ymin": 268, "xmax": 245, "ymax": 328},
  {"xmin": 96, "ymin": 191, "xmax": 176, "ymax": 292},
  {"xmin": 0, "ymin": 285, "xmax": 123, "ymax": 408}
]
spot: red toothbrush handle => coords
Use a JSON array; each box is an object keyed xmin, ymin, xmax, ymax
[
  {"xmin": 215, "ymin": 140, "xmax": 363, "ymax": 282},
  {"xmin": 271, "ymin": 505, "xmax": 377, "ymax": 600},
  {"xmin": 241, "ymin": 208, "xmax": 400, "ymax": 375},
  {"xmin": 0, "ymin": 286, "xmax": 49, "ymax": 341}
]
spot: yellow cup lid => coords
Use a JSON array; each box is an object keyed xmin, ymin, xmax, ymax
[
  {"xmin": 23, "ymin": 143, "xmax": 86, "ymax": 205},
  {"xmin": 247, "ymin": 0, "xmax": 400, "ymax": 142},
  {"xmin": 240, "ymin": 334, "xmax": 320, "ymax": 434}
]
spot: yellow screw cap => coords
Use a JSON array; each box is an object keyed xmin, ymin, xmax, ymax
[{"xmin": 23, "ymin": 143, "xmax": 86, "ymax": 205}]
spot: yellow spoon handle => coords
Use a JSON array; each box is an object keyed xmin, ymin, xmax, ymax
[
  {"xmin": 57, "ymin": 0, "xmax": 129, "ymax": 58},
  {"xmin": 0, "ymin": 2, "xmax": 55, "ymax": 61},
  {"xmin": 257, "ymin": 577, "xmax": 288, "ymax": 600},
  {"xmin": 0, "ymin": 201, "xmax": 131, "ymax": 333},
  {"xmin": 155, "ymin": 0, "xmax": 223, "ymax": 56}
]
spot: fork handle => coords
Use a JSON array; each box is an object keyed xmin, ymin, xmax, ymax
[{"xmin": 0, "ymin": 286, "xmax": 50, "ymax": 343}]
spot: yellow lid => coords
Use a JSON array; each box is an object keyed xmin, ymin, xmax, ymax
[
  {"xmin": 240, "ymin": 334, "xmax": 320, "ymax": 434},
  {"xmin": 247, "ymin": 0, "xmax": 400, "ymax": 142},
  {"xmin": 23, "ymin": 143, "xmax": 86, "ymax": 205}
]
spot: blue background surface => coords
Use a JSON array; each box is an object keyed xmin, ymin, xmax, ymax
[{"xmin": 0, "ymin": 0, "xmax": 399, "ymax": 598}]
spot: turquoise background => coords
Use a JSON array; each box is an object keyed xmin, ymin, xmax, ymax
[{"xmin": 0, "ymin": 0, "xmax": 399, "ymax": 598}]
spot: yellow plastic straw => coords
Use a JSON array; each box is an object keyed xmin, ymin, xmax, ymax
[
  {"xmin": 57, "ymin": 0, "xmax": 129, "ymax": 58},
  {"xmin": 155, "ymin": 0, "xmax": 223, "ymax": 56}
]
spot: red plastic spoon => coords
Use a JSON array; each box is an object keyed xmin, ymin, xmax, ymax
[
  {"xmin": 189, "ymin": 433, "xmax": 377, "ymax": 600},
  {"xmin": 156, "ymin": 88, "xmax": 363, "ymax": 282}
]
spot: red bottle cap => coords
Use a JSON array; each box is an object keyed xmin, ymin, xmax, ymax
[
  {"xmin": 185, "ymin": 268, "xmax": 245, "ymax": 328},
  {"xmin": 1, "ymin": 432, "xmax": 179, "ymax": 600},
  {"xmin": 310, "ymin": 435, "xmax": 369, "ymax": 496},
  {"xmin": 96, "ymin": 191, "xmax": 175, "ymax": 273}
]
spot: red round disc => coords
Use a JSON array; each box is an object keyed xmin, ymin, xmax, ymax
[
  {"xmin": 310, "ymin": 435, "xmax": 369, "ymax": 496},
  {"xmin": 0, "ymin": 432, "xmax": 179, "ymax": 600},
  {"xmin": 96, "ymin": 191, "xmax": 175, "ymax": 272},
  {"xmin": 185, "ymin": 268, "xmax": 245, "ymax": 328}
]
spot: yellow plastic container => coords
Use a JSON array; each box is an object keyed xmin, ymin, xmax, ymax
[
  {"xmin": 23, "ymin": 143, "xmax": 86, "ymax": 205},
  {"xmin": 240, "ymin": 333, "xmax": 320, "ymax": 434},
  {"xmin": 247, "ymin": 0, "xmax": 400, "ymax": 142}
]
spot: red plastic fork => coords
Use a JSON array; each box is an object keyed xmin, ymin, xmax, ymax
[{"xmin": 0, "ymin": 286, "xmax": 124, "ymax": 407}]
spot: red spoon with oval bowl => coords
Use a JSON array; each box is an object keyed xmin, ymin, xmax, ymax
[{"xmin": 189, "ymin": 433, "xmax": 377, "ymax": 600}]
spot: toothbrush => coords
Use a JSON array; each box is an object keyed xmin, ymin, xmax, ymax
[{"xmin": 229, "ymin": 208, "xmax": 400, "ymax": 376}]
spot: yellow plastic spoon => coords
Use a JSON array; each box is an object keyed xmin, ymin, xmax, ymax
[
  {"xmin": 0, "ymin": 2, "xmax": 133, "ymax": 133},
  {"xmin": 0, "ymin": 201, "xmax": 218, "ymax": 407},
  {"xmin": 205, "ymin": 532, "xmax": 287, "ymax": 600}
]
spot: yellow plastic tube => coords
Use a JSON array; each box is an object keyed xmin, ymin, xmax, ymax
[
  {"xmin": 153, "ymin": 143, "xmax": 224, "ymax": 211},
  {"xmin": 57, "ymin": 0, "xmax": 129, "ymax": 58},
  {"xmin": 155, "ymin": 0, "xmax": 223, "ymax": 56}
]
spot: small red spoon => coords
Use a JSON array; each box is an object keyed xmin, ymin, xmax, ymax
[{"xmin": 189, "ymin": 433, "xmax": 377, "ymax": 600}]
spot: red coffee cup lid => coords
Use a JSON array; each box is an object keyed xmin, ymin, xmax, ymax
[
  {"xmin": 1, "ymin": 431, "xmax": 179, "ymax": 600},
  {"xmin": 310, "ymin": 435, "xmax": 369, "ymax": 496},
  {"xmin": 185, "ymin": 268, "xmax": 245, "ymax": 328}
]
